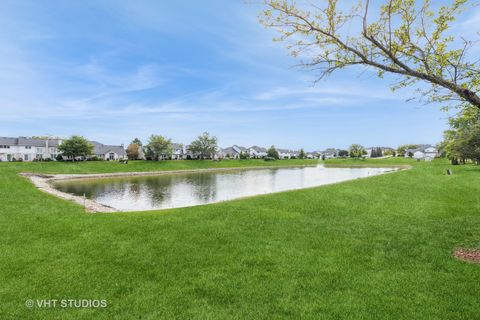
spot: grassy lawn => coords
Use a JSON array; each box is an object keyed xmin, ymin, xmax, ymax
[{"xmin": 1, "ymin": 158, "xmax": 479, "ymax": 319}]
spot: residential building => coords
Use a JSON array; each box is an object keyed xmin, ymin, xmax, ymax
[
  {"xmin": 404, "ymin": 145, "xmax": 438, "ymax": 161},
  {"xmin": 171, "ymin": 143, "xmax": 186, "ymax": 160},
  {"xmin": 277, "ymin": 148, "xmax": 298, "ymax": 159},
  {"xmin": 0, "ymin": 137, "xmax": 63, "ymax": 161},
  {"xmin": 321, "ymin": 148, "xmax": 339, "ymax": 159},
  {"xmin": 90, "ymin": 141, "xmax": 127, "ymax": 160},
  {"xmin": 248, "ymin": 146, "xmax": 267, "ymax": 158},
  {"xmin": 306, "ymin": 151, "xmax": 320, "ymax": 159},
  {"xmin": 220, "ymin": 145, "xmax": 247, "ymax": 159}
]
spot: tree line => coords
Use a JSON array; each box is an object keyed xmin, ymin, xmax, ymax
[{"xmin": 127, "ymin": 132, "xmax": 218, "ymax": 160}]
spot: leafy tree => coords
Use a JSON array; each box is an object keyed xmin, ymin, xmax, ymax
[
  {"xmin": 299, "ymin": 148, "xmax": 306, "ymax": 159},
  {"xmin": 260, "ymin": 1, "xmax": 480, "ymax": 113},
  {"xmin": 126, "ymin": 143, "xmax": 140, "ymax": 160},
  {"xmin": 131, "ymin": 138, "xmax": 143, "ymax": 146},
  {"xmin": 384, "ymin": 149, "xmax": 396, "ymax": 157},
  {"xmin": 188, "ymin": 132, "xmax": 218, "ymax": 159},
  {"xmin": 370, "ymin": 147, "xmax": 383, "ymax": 158},
  {"xmin": 239, "ymin": 151, "xmax": 250, "ymax": 160},
  {"xmin": 349, "ymin": 144, "xmax": 366, "ymax": 158},
  {"xmin": 338, "ymin": 150, "xmax": 349, "ymax": 157},
  {"xmin": 441, "ymin": 121, "xmax": 480, "ymax": 164},
  {"xmin": 267, "ymin": 145, "xmax": 280, "ymax": 159},
  {"xmin": 58, "ymin": 135, "xmax": 93, "ymax": 161},
  {"xmin": 145, "ymin": 135, "xmax": 172, "ymax": 160}
]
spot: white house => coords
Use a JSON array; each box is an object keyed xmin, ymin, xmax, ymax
[
  {"xmin": 0, "ymin": 137, "xmax": 63, "ymax": 162},
  {"xmin": 220, "ymin": 145, "xmax": 247, "ymax": 159},
  {"xmin": 171, "ymin": 143, "xmax": 186, "ymax": 160},
  {"xmin": 277, "ymin": 148, "xmax": 298, "ymax": 159},
  {"xmin": 306, "ymin": 152, "xmax": 319, "ymax": 159},
  {"xmin": 321, "ymin": 148, "xmax": 338, "ymax": 159},
  {"xmin": 248, "ymin": 146, "xmax": 268, "ymax": 158},
  {"xmin": 405, "ymin": 145, "xmax": 438, "ymax": 161},
  {"xmin": 89, "ymin": 141, "xmax": 127, "ymax": 160}
]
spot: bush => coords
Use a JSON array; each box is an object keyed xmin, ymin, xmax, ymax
[
  {"xmin": 56, "ymin": 154, "xmax": 64, "ymax": 161},
  {"xmin": 264, "ymin": 157, "xmax": 276, "ymax": 161}
]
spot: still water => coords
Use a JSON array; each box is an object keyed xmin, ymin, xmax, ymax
[{"xmin": 53, "ymin": 165, "xmax": 397, "ymax": 211}]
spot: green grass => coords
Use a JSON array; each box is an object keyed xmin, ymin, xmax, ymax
[{"xmin": 1, "ymin": 158, "xmax": 479, "ymax": 319}]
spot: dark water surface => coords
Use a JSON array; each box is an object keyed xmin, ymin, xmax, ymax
[{"xmin": 53, "ymin": 165, "xmax": 397, "ymax": 211}]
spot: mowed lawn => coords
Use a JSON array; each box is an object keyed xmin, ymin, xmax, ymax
[{"xmin": 0, "ymin": 159, "xmax": 479, "ymax": 319}]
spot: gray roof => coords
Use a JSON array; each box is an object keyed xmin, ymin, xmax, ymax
[
  {"xmin": 172, "ymin": 143, "xmax": 183, "ymax": 150},
  {"xmin": 0, "ymin": 137, "xmax": 62, "ymax": 147},
  {"xmin": 248, "ymin": 146, "xmax": 267, "ymax": 152},
  {"xmin": 405, "ymin": 144, "xmax": 434, "ymax": 154},
  {"xmin": 221, "ymin": 145, "xmax": 247, "ymax": 155},
  {"xmin": 277, "ymin": 148, "xmax": 298, "ymax": 154},
  {"xmin": 90, "ymin": 141, "xmax": 126, "ymax": 156},
  {"xmin": 0, "ymin": 137, "xmax": 19, "ymax": 145}
]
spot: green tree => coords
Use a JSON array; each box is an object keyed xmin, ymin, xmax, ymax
[
  {"xmin": 441, "ymin": 121, "xmax": 480, "ymax": 164},
  {"xmin": 58, "ymin": 135, "xmax": 94, "ymax": 160},
  {"xmin": 384, "ymin": 149, "xmax": 396, "ymax": 157},
  {"xmin": 126, "ymin": 143, "xmax": 140, "ymax": 160},
  {"xmin": 260, "ymin": 1, "xmax": 480, "ymax": 112},
  {"xmin": 267, "ymin": 145, "xmax": 280, "ymax": 159},
  {"xmin": 145, "ymin": 135, "xmax": 172, "ymax": 160},
  {"xmin": 298, "ymin": 148, "xmax": 306, "ymax": 159},
  {"xmin": 239, "ymin": 151, "xmax": 250, "ymax": 160},
  {"xmin": 188, "ymin": 132, "xmax": 218, "ymax": 159},
  {"xmin": 338, "ymin": 150, "xmax": 349, "ymax": 157},
  {"xmin": 131, "ymin": 138, "xmax": 142, "ymax": 146},
  {"xmin": 349, "ymin": 144, "xmax": 366, "ymax": 158}
]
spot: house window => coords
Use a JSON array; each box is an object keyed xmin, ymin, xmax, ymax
[
  {"xmin": 25, "ymin": 155, "xmax": 29, "ymax": 161},
  {"xmin": 25, "ymin": 146, "xmax": 31, "ymax": 149},
  {"xmin": 0, "ymin": 145, "xmax": 10, "ymax": 149},
  {"xmin": 109, "ymin": 153, "xmax": 115, "ymax": 160},
  {"xmin": 36, "ymin": 148, "xmax": 42, "ymax": 153}
]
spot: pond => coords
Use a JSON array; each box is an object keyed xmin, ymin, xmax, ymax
[{"xmin": 52, "ymin": 165, "xmax": 397, "ymax": 211}]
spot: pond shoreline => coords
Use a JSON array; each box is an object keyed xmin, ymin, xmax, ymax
[
  {"xmin": 20, "ymin": 164, "xmax": 319, "ymax": 213},
  {"xmin": 21, "ymin": 163, "xmax": 408, "ymax": 213}
]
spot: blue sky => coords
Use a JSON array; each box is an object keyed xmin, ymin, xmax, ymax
[{"xmin": 1, "ymin": 1, "xmax": 479, "ymax": 150}]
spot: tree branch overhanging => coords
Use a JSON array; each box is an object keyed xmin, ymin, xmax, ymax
[{"xmin": 260, "ymin": 0, "xmax": 480, "ymax": 109}]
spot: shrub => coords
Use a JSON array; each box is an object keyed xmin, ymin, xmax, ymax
[
  {"xmin": 264, "ymin": 157, "xmax": 276, "ymax": 161},
  {"xmin": 56, "ymin": 154, "xmax": 64, "ymax": 161}
]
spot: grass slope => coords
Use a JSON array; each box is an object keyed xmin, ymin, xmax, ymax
[{"xmin": 0, "ymin": 159, "xmax": 479, "ymax": 319}]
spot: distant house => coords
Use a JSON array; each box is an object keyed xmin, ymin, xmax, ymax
[
  {"xmin": 185, "ymin": 144, "xmax": 218, "ymax": 160},
  {"xmin": 308, "ymin": 151, "xmax": 321, "ymax": 159},
  {"xmin": 0, "ymin": 137, "xmax": 63, "ymax": 161},
  {"xmin": 277, "ymin": 148, "xmax": 298, "ymax": 159},
  {"xmin": 171, "ymin": 143, "xmax": 186, "ymax": 160},
  {"xmin": 248, "ymin": 146, "xmax": 267, "ymax": 158},
  {"xmin": 321, "ymin": 148, "xmax": 338, "ymax": 159},
  {"xmin": 404, "ymin": 145, "xmax": 438, "ymax": 161},
  {"xmin": 90, "ymin": 141, "xmax": 127, "ymax": 160},
  {"xmin": 220, "ymin": 145, "xmax": 247, "ymax": 159}
]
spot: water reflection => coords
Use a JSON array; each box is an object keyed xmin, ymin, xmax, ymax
[{"xmin": 53, "ymin": 165, "xmax": 396, "ymax": 211}]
